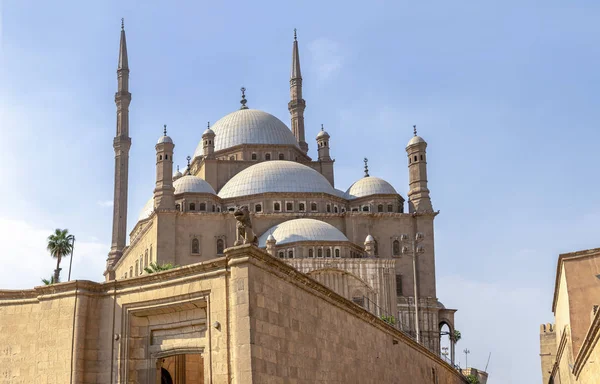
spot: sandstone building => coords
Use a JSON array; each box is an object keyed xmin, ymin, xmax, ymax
[
  {"xmin": 539, "ymin": 248, "xmax": 600, "ymax": 383},
  {"xmin": 0, "ymin": 23, "xmax": 468, "ymax": 383}
]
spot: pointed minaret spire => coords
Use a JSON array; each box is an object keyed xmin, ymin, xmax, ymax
[
  {"xmin": 289, "ymin": 29, "xmax": 308, "ymax": 154},
  {"xmin": 364, "ymin": 158, "xmax": 370, "ymax": 177},
  {"xmin": 106, "ymin": 19, "xmax": 132, "ymax": 281}
]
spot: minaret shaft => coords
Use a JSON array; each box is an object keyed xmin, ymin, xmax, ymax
[
  {"xmin": 106, "ymin": 24, "xmax": 131, "ymax": 280},
  {"xmin": 289, "ymin": 31, "xmax": 308, "ymax": 154}
]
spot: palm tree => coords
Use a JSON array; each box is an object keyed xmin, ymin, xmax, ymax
[
  {"xmin": 47, "ymin": 229, "xmax": 74, "ymax": 283},
  {"xmin": 144, "ymin": 262, "xmax": 177, "ymax": 274},
  {"xmin": 41, "ymin": 275, "xmax": 58, "ymax": 285}
]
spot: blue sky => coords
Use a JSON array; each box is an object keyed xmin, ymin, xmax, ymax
[{"xmin": 2, "ymin": 1, "xmax": 600, "ymax": 382}]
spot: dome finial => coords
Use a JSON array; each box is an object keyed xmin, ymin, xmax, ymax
[
  {"xmin": 321, "ymin": 123, "xmax": 324, "ymax": 131},
  {"xmin": 186, "ymin": 155, "xmax": 192, "ymax": 175},
  {"xmin": 177, "ymin": 165, "xmax": 179, "ymax": 172},
  {"xmin": 240, "ymin": 87, "xmax": 248, "ymax": 110},
  {"xmin": 207, "ymin": 121, "xmax": 210, "ymax": 129},
  {"xmin": 364, "ymin": 157, "xmax": 369, "ymax": 177},
  {"xmin": 163, "ymin": 124, "xmax": 167, "ymax": 136},
  {"xmin": 413, "ymin": 125, "xmax": 417, "ymax": 136},
  {"xmin": 121, "ymin": 18, "xmax": 124, "ymax": 31},
  {"xmin": 294, "ymin": 28, "xmax": 297, "ymax": 41}
]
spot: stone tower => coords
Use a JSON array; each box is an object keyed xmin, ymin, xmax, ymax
[
  {"xmin": 406, "ymin": 126, "xmax": 433, "ymax": 213},
  {"xmin": 316, "ymin": 124, "xmax": 331, "ymax": 161},
  {"xmin": 154, "ymin": 126, "xmax": 176, "ymax": 210},
  {"xmin": 539, "ymin": 323, "xmax": 556, "ymax": 384},
  {"xmin": 288, "ymin": 29, "xmax": 308, "ymax": 154},
  {"xmin": 202, "ymin": 122, "xmax": 215, "ymax": 158},
  {"xmin": 106, "ymin": 20, "xmax": 131, "ymax": 280}
]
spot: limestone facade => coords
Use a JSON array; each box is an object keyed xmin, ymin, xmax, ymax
[
  {"xmin": 0, "ymin": 245, "xmax": 468, "ymax": 384},
  {"xmin": 539, "ymin": 247, "xmax": 600, "ymax": 383}
]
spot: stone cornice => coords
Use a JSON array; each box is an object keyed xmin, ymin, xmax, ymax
[
  {"xmin": 552, "ymin": 248, "xmax": 600, "ymax": 312},
  {"xmin": 573, "ymin": 306, "xmax": 600, "ymax": 377},
  {"xmin": 224, "ymin": 244, "xmax": 467, "ymax": 382}
]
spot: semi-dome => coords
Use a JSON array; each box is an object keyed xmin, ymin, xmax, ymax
[
  {"xmin": 193, "ymin": 109, "xmax": 299, "ymax": 157},
  {"xmin": 218, "ymin": 161, "xmax": 336, "ymax": 198},
  {"xmin": 138, "ymin": 198, "xmax": 154, "ymax": 222},
  {"xmin": 258, "ymin": 219, "xmax": 348, "ymax": 247},
  {"xmin": 174, "ymin": 175, "xmax": 216, "ymax": 194},
  {"xmin": 345, "ymin": 176, "xmax": 398, "ymax": 199}
]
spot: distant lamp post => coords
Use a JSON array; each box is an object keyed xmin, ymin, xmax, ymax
[
  {"xmin": 464, "ymin": 348, "xmax": 471, "ymax": 368},
  {"xmin": 67, "ymin": 236, "xmax": 76, "ymax": 281},
  {"xmin": 401, "ymin": 230, "xmax": 425, "ymax": 343}
]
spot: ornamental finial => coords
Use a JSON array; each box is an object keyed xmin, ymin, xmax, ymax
[
  {"xmin": 121, "ymin": 18, "xmax": 124, "ymax": 31},
  {"xmin": 364, "ymin": 158, "xmax": 369, "ymax": 177},
  {"xmin": 207, "ymin": 121, "xmax": 210, "ymax": 129},
  {"xmin": 413, "ymin": 125, "xmax": 417, "ymax": 136},
  {"xmin": 240, "ymin": 87, "xmax": 248, "ymax": 109},
  {"xmin": 186, "ymin": 155, "xmax": 192, "ymax": 175},
  {"xmin": 294, "ymin": 28, "xmax": 297, "ymax": 41},
  {"xmin": 163, "ymin": 124, "xmax": 167, "ymax": 136},
  {"xmin": 321, "ymin": 124, "xmax": 324, "ymax": 131}
]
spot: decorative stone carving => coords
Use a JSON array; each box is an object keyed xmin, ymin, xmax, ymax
[{"xmin": 233, "ymin": 206, "xmax": 258, "ymax": 246}]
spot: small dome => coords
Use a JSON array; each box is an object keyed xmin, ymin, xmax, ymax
[
  {"xmin": 138, "ymin": 198, "xmax": 154, "ymax": 221},
  {"xmin": 157, "ymin": 135, "xmax": 173, "ymax": 144},
  {"xmin": 193, "ymin": 109, "xmax": 298, "ymax": 157},
  {"xmin": 258, "ymin": 219, "xmax": 348, "ymax": 247},
  {"xmin": 218, "ymin": 161, "xmax": 336, "ymax": 199},
  {"xmin": 316, "ymin": 129, "xmax": 330, "ymax": 139},
  {"xmin": 365, "ymin": 234, "xmax": 374, "ymax": 243},
  {"xmin": 173, "ymin": 169, "xmax": 183, "ymax": 180},
  {"xmin": 202, "ymin": 127, "xmax": 215, "ymax": 137},
  {"xmin": 267, "ymin": 234, "xmax": 276, "ymax": 243},
  {"xmin": 174, "ymin": 175, "xmax": 216, "ymax": 194},
  {"xmin": 407, "ymin": 135, "xmax": 425, "ymax": 147},
  {"xmin": 345, "ymin": 176, "xmax": 398, "ymax": 199}
]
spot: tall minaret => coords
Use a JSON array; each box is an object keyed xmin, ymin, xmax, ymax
[
  {"xmin": 288, "ymin": 29, "xmax": 308, "ymax": 154},
  {"xmin": 406, "ymin": 125, "xmax": 433, "ymax": 213},
  {"xmin": 105, "ymin": 19, "xmax": 132, "ymax": 281},
  {"xmin": 154, "ymin": 125, "xmax": 176, "ymax": 210}
]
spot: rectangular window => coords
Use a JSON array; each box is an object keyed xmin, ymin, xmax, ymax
[
  {"xmin": 286, "ymin": 202, "xmax": 293, "ymax": 211},
  {"xmin": 299, "ymin": 202, "xmax": 305, "ymax": 211},
  {"xmin": 396, "ymin": 274, "xmax": 403, "ymax": 296},
  {"xmin": 387, "ymin": 204, "xmax": 393, "ymax": 212},
  {"xmin": 273, "ymin": 202, "xmax": 281, "ymax": 212}
]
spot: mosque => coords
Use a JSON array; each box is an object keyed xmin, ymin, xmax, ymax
[{"xmin": 0, "ymin": 23, "xmax": 468, "ymax": 384}]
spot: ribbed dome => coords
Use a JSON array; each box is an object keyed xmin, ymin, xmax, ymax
[
  {"xmin": 218, "ymin": 161, "xmax": 336, "ymax": 198},
  {"xmin": 138, "ymin": 198, "xmax": 154, "ymax": 221},
  {"xmin": 193, "ymin": 109, "xmax": 298, "ymax": 157},
  {"xmin": 258, "ymin": 219, "xmax": 348, "ymax": 247},
  {"xmin": 407, "ymin": 135, "xmax": 425, "ymax": 146},
  {"xmin": 157, "ymin": 135, "xmax": 173, "ymax": 144},
  {"xmin": 345, "ymin": 177, "xmax": 398, "ymax": 199},
  {"xmin": 174, "ymin": 175, "xmax": 216, "ymax": 194}
]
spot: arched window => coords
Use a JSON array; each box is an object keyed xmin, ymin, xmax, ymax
[
  {"xmin": 309, "ymin": 249, "xmax": 314, "ymax": 258},
  {"xmin": 299, "ymin": 203, "xmax": 305, "ymax": 211},
  {"xmin": 335, "ymin": 249, "xmax": 340, "ymax": 258},
  {"xmin": 135, "ymin": 260, "xmax": 139, "ymax": 276},
  {"xmin": 216, "ymin": 239, "xmax": 224, "ymax": 255},
  {"xmin": 317, "ymin": 248, "xmax": 323, "ymax": 258},
  {"xmin": 326, "ymin": 249, "xmax": 331, "ymax": 258},
  {"xmin": 286, "ymin": 202, "xmax": 293, "ymax": 211},
  {"xmin": 145, "ymin": 250, "xmax": 148, "ymax": 267},
  {"xmin": 393, "ymin": 240, "xmax": 400, "ymax": 256},
  {"xmin": 150, "ymin": 245, "xmax": 153, "ymax": 262},
  {"xmin": 279, "ymin": 153, "xmax": 285, "ymax": 160},
  {"xmin": 378, "ymin": 204, "xmax": 384, "ymax": 213},
  {"xmin": 334, "ymin": 206, "xmax": 338, "ymax": 213},
  {"xmin": 362, "ymin": 205, "xmax": 369, "ymax": 212},
  {"xmin": 374, "ymin": 240, "xmax": 379, "ymax": 256},
  {"xmin": 189, "ymin": 203, "xmax": 196, "ymax": 211},
  {"xmin": 192, "ymin": 238, "xmax": 200, "ymax": 254},
  {"xmin": 140, "ymin": 256, "xmax": 143, "ymax": 274},
  {"xmin": 311, "ymin": 202, "xmax": 318, "ymax": 211},
  {"xmin": 278, "ymin": 251, "xmax": 284, "ymax": 258},
  {"xmin": 387, "ymin": 204, "xmax": 393, "ymax": 212},
  {"xmin": 414, "ymin": 155, "xmax": 417, "ymax": 162},
  {"xmin": 159, "ymin": 155, "xmax": 163, "ymax": 161},
  {"xmin": 265, "ymin": 153, "xmax": 271, "ymax": 160},
  {"xmin": 255, "ymin": 204, "xmax": 262, "ymax": 212},
  {"xmin": 165, "ymin": 154, "xmax": 168, "ymax": 160},
  {"xmin": 251, "ymin": 153, "xmax": 257, "ymax": 160},
  {"xmin": 130, "ymin": 266, "xmax": 133, "ymax": 277},
  {"xmin": 176, "ymin": 204, "xmax": 181, "ymax": 211},
  {"xmin": 274, "ymin": 202, "xmax": 281, "ymax": 211},
  {"xmin": 212, "ymin": 205, "xmax": 215, "ymax": 212},
  {"xmin": 199, "ymin": 203, "xmax": 206, "ymax": 211},
  {"xmin": 288, "ymin": 250, "xmax": 294, "ymax": 258},
  {"xmin": 420, "ymin": 155, "xmax": 423, "ymax": 161},
  {"xmin": 229, "ymin": 156, "xmax": 235, "ymax": 161}
]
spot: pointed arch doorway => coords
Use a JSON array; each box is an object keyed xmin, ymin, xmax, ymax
[{"xmin": 155, "ymin": 353, "xmax": 204, "ymax": 384}]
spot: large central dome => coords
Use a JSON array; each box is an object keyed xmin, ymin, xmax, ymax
[
  {"xmin": 218, "ymin": 161, "xmax": 336, "ymax": 198},
  {"xmin": 193, "ymin": 109, "xmax": 298, "ymax": 157}
]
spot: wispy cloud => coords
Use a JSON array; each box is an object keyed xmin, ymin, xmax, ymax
[
  {"xmin": 0, "ymin": 217, "xmax": 107, "ymax": 289},
  {"xmin": 97, "ymin": 200, "xmax": 113, "ymax": 207},
  {"xmin": 308, "ymin": 38, "xmax": 344, "ymax": 83}
]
